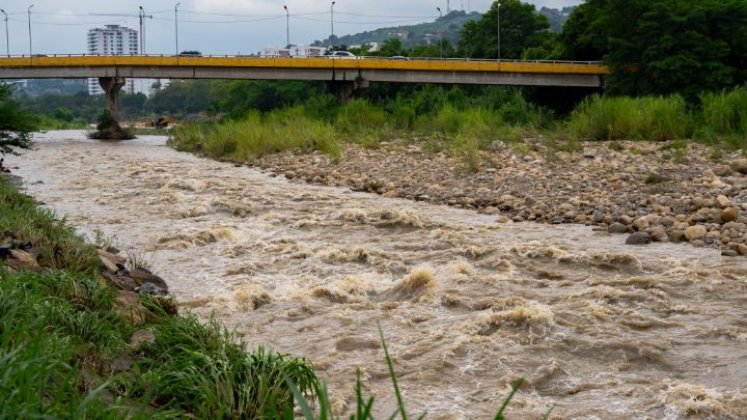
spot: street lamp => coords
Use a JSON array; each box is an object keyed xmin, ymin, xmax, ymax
[
  {"xmin": 175, "ymin": 2, "xmax": 181, "ymax": 56},
  {"xmin": 436, "ymin": 7, "xmax": 443, "ymax": 60},
  {"xmin": 496, "ymin": 1, "xmax": 501, "ymax": 61},
  {"xmin": 330, "ymin": 1, "xmax": 336, "ymax": 47},
  {"xmin": 283, "ymin": 5, "xmax": 289, "ymax": 48},
  {"xmin": 1, "ymin": 9, "xmax": 8, "ymax": 57},
  {"xmin": 139, "ymin": 6, "xmax": 145, "ymax": 54},
  {"xmin": 27, "ymin": 5, "xmax": 33, "ymax": 57}
]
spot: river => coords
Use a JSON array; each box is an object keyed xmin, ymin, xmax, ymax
[{"xmin": 6, "ymin": 131, "xmax": 747, "ymax": 418}]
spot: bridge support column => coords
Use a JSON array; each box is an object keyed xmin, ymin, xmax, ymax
[
  {"xmin": 327, "ymin": 79, "xmax": 369, "ymax": 104},
  {"xmin": 98, "ymin": 76, "xmax": 126, "ymax": 117}
]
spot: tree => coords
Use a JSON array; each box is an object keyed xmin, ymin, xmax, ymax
[
  {"xmin": 458, "ymin": 0, "xmax": 551, "ymax": 59},
  {"xmin": 561, "ymin": 0, "xmax": 747, "ymax": 97},
  {"xmin": 0, "ymin": 85, "xmax": 35, "ymax": 155}
]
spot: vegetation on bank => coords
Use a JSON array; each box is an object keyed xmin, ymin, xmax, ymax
[
  {"xmin": 169, "ymin": 85, "xmax": 747, "ymax": 173},
  {"xmin": 0, "ymin": 180, "xmax": 321, "ymax": 417}
]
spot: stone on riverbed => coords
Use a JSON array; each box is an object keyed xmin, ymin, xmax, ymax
[{"xmin": 626, "ymin": 232, "xmax": 652, "ymax": 245}]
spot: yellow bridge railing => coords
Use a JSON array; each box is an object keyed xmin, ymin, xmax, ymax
[{"xmin": 0, "ymin": 55, "xmax": 609, "ymax": 75}]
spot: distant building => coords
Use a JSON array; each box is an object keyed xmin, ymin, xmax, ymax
[
  {"xmin": 260, "ymin": 45, "xmax": 326, "ymax": 57},
  {"xmin": 87, "ymin": 25, "xmax": 137, "ymax": 95}
]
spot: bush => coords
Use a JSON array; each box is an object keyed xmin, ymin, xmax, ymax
[
  {"xmin": 568, "ymin": 95, "xmax": 692, "ymax": 141},
  {"xmin": 700, "ymin": 86, "xmax": 747, "ymax": 137}
]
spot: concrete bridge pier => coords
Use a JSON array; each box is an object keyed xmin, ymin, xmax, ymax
[
  {"xmin": 327, "ymin": 79, "xmax": 369, "ymax": 103},
  {"xmin": 98, "ymin": 76, "xmax": 126, "ymax": 117}
]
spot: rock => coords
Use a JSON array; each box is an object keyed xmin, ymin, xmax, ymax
[
  {"xmin": 7, "ymin": 249, "xmax": 39, "ymax": 270},
  {"xmin": 716, "ymin": 195, "xmax": 732, "ymax": 209},
  {"xmin": 650, "ymin": 226, "xmax": 669, "ymax": 242},
  {"xmin": 482, "ymin": 206, "xmax": 499, "ymax": 215},
  {"xmin": 721, "ymin": 207, "xmax": 739, "ymax": 223},
  {"xmin": 592, "ymin": 211, "xmax": 605, "ymax": 224},
  {"xmin": 738, "ymin": 244, "xmax": 747, "ymax": 256},
  {"xmin": 730, "ymin": 158, "xmax": 747, "ymax": 174},
  {"xmin": 684, "ymin": 225, "xmax": 707, "ymax": 242},
  {"xmin": 135, "ymin": 282, "xmax": 168, "ymax": 296},
  {"xmin": 626, "ymin": 232, "xmax": 652, "ymax": 245},
  {"xmin": 633, "ymin": 217, "xmax": 650, "ymax": 230},
  {"xmin": 496, "ymin": 216, "xmax": 510, "ymax": 224},
  {"xmin": 721, "ymin": 250, "xmax": 739, "ymax": 257},
  {"xmin": 129, "ymin": 329, "xmax": 156, "ymax": 348},
  {"xmin": 115, "ymin": 290, "xmax": 145, "ymax": 325},
  {"xmin": 670, "ymin": 230, "xmax": 686, "ymax": 243},
  {"xmin": 129, "ymin": 268, "xmax": 169, "ymax": 292},
  {"xmin": 608, "ymin": 223, "xmax": 629, "ymax": 234},
  {"xmin": 284, "ymin": 170, "xmax": 296, "ymax": 179},
  {"xmin": 98, "ymin": 253, "xmax": 119, "ymax": 274}
]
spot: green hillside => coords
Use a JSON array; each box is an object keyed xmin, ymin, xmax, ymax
[{"xmin": 315, "ymin": 10, "xmax": 481, "ymax": 48}]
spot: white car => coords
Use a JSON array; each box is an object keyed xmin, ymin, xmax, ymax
[{"xmin": 327, "ymin": 51, "xmax": 357, "ymax": 59}]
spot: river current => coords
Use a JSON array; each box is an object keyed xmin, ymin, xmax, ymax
[{"xmin": 6, "ymin": 131, "xmax": 747, "ymax": 418}]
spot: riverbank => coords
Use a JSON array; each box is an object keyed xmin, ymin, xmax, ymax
[
  {"xmin": 8, "ymin": 131, "xmax": 747, "ymax": 418},
  {"xmin": 0, "ymin": 175, "xmax": 317, "ymax": 417},
  {"xmin": 244, "ymin": 138, "xmax": 747, "ymax": 255}
]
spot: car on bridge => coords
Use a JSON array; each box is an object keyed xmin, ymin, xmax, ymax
[{"xmin": 326, "ymin": 51, "xmax": 357, "ymax": 59}]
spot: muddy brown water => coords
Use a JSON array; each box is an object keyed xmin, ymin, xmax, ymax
[{"xmin": 7, "ymin": 131, "xmax": 747, "ymax": 418}]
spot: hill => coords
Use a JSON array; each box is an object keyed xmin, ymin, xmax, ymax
[
  {"xmin": 315, "ymin": 10, "xmax": 481, "ymax": 48},
  {"xmin": 314, "ymin": 6, "xmax": 576, "ymax": 50}
]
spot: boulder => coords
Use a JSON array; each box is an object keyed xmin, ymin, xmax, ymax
[
  {"xmin": 626, "ymin": 232, "xmax": 652, "ymax": 245},
  {"xmin": 721, "ymin": 207, "xmax": 739, "ymax": 223},
  {"xmin": 684, "ymin": 225, "xmax": 707, "ymax": 242},
  {"xmin": 650, "ymin": 226, "xmax": 669, "ymax": 242},
  {"xmin": 7, "ymin": 249, "xmax": 40, "ymax": 270},
  {"xmin": 608, "ymin": 222, "xmax": 629, "ymax": 234}
]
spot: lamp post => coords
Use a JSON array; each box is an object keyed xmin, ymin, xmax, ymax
[
  {"xmin": 283, "ymin": 5, "xmax": 289, "ymax": 48},
  {"xmin": 139, "ymin": 6, "xmax": 145, "ymax": 54},
  {"xmin": 496, "ymin": 1, "xmax": 501, "ymax": 61},
  {"xmin": 436, "ymin": 7, "xmax": 443, "ymax": 60},
  {"xmin": 330, "ymin": 1, "xmax": 336, "ymax": 47},
  {"xmin": 27, "ymin": 4, "xmax": 33, "ymax": 57},
  {"xmin": 1, "ymin": 9, "xmax": 8, "ymax": 57},
  {"xmin": 174, "ymin": 2, "xmax": 181, "ymax": 56}
]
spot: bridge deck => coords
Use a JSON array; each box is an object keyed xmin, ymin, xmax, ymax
[{"xmin": 0, "ymin": 55, "xmax": 609, "ymax": 87}]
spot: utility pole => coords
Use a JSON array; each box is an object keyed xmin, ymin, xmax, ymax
[
  {"xmin": 284, "ymin": 5, "xmax": 289, "ymax": 48},
  {"xmin": 174, "ymin": 2, "xmax": 180, "ymax": 56},
  {"xmin": 330, "ymin": 1, "xmax": 336, "ymax": 47},
  {"xmin": 446, "ymin": 0, "xmax": 450, "ymax": 14},
  {"xmin": 497, "ymin": 1, "xmax": 501, "ymax": 61},
  {"xmin": 1, "ymin": 9, "xmax": 8, "ymax": 57},
  {"xmin": 27, "ymin": 5, "xmax": 33, "ymax": 57},
  {"xmin": 436, "ymin": 7, "xmax": 443, "ymax": 60}
]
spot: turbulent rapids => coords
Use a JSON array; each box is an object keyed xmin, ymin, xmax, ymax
[{"xmin": 7, "ymin": 131, "xmax": 747, "ymax": 418}]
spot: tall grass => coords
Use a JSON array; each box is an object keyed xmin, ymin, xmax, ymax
[
  {"xmin": 699, "ymin": 86, "xmax": 747, "ymax": 148},
  {"xmin": 170, "ymin": 107, "xmax": 340, "ymax": 162},
  {"xmin": 568, "ymin": 95, "xmax": 692, "ymax": 141}
]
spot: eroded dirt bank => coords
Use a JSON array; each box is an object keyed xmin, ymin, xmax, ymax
[{"xmin": 6, "ymin": 131, "xmax": 747, "ymax": 418}]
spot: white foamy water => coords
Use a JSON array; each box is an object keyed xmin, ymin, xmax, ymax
[{"xmin": 6, "ymin": 131, "xmax": 747, "ymax": 418}]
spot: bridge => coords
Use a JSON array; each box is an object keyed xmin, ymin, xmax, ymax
[{"xmin": 0, "ymin": 55, "xmax": 608, "ymax": 109}]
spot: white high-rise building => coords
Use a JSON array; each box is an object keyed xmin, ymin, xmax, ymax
[{"xmin": 87, "ymin": 25, "xmax": 138, "ymax": 95}]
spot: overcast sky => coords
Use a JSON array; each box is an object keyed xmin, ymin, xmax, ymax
[{"xmin": 0, "ymin": 0, "xmax": 582, "ymax": 56}]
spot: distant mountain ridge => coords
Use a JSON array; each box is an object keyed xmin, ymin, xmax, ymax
[{"xmin": 315, "ymin": 6, "xmax": 575, "ymax": 49}]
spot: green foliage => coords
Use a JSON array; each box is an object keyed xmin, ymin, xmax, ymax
[
  {"xmin": 0, "ymin": 182, "xmax": 98, "ymax": 272},
  {"xmin": 568, "ymin": 94, "xmax": 692, "ymax": 141},
  {"xmin": 700, "ymin": 86, "xmax": 747, "ymax": 137},
  {"xmin": 134, "ymin": 314, "xmax": 318, "ymax": 417},
  {"xmin": 169, "ymin": 108, "xmax": 340, "ymax": 162},
  {"xmin": 562, "ymin": 0, "xmax": 747, "ymax": 97},
  {"xmin": 0, "ymin": 85, "xmax": 36, "ymax": 155},
  {"xmin": 96, "ymin": 109, "xmax": 118, "ymax": 131},
  {"xmin": 458, "ymin": 0, "xmax": 553, "ymax": 59}
]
